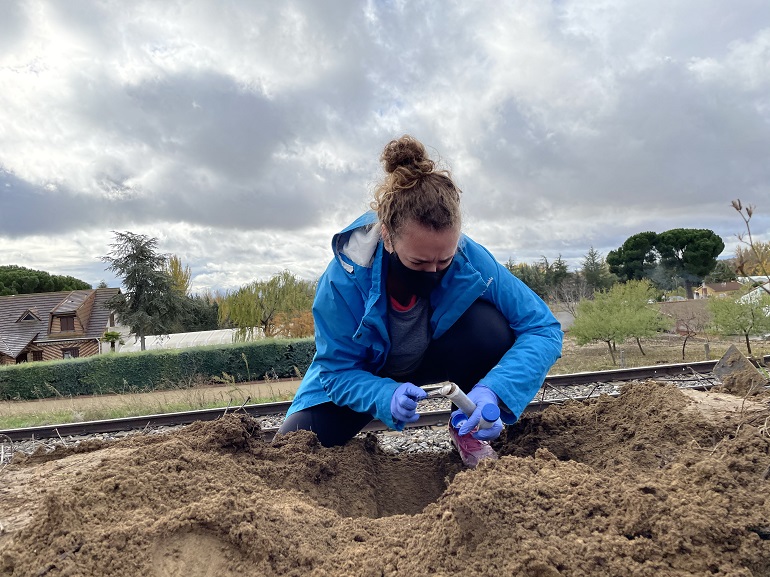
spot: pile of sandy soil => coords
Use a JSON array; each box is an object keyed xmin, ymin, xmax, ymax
[{"xmin": 2, "ymin": 381, "xmax": 770, "ymax": 576}]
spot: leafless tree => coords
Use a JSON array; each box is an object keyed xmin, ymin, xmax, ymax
[
  {"xmin": 733, "ymin": 199, "xmax": 770, "ymax": 295},
  {"xmin": 661, "ymin": 300, "xmax": 711, "ymax": 360},
  {"xmin": 548, "ymin": 274, "xmax": 591, "ymax": 316}
]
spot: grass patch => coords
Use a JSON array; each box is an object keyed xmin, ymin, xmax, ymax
[{"xmin": 0, "ymin": 383, "xmax": 295, "ymax": 430}]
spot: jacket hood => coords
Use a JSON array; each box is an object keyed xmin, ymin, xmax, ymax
[{"xmin": 332, "ymin": 211, "xmax": 382, "ymax": 273}]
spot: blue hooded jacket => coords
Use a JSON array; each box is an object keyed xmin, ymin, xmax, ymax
[{"xmin": 287, "ymin": 212, "xmax": 563, "ymax": 430}]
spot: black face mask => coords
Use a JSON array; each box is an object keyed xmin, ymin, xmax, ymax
[{"xmin": 388, "ymin": 251, "xmax": 449, "ymax": 298}]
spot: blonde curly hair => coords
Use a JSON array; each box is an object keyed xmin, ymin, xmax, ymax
[{"xmin": 370, "ymin": 135, "xmax": 461, "ymax": 240}]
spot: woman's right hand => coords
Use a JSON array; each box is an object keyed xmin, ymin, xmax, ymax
[{"xmin": 390, "ymin": 382, "xmax": 427, "ymax": 424}]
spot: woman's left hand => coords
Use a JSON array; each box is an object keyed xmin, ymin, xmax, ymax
[{"xmin": 454, "ymin": 385, "xmax": 504, "ymax": 440}]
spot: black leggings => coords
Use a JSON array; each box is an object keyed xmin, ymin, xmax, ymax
[{"xmin": 278, "ymin": 299, "xmax": 516, "ymax": 446}]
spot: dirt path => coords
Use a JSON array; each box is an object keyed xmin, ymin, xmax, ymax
[{"xmin": 2, "ymin": 381, "xmax": 770, "ymax": 576}]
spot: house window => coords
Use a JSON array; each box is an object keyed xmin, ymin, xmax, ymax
[
  {"xmin": 62, "ymin": 347, "xmax": 79, "ymax": 359},
  {"xmin": 32, "ymin": 351, "xmax": 43, "ymax": 362},
  {"xmin": 60, "ymin": 316, "xmax": 75, "ymax": 331}
]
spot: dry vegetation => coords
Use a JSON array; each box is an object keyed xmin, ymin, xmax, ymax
[
  {"xmin": 0, "ymin": 380, "xmax": 298, "ymax": 429},
  {"xmin": 552, "ymin": 333, "xmax": 770, "ymax": 374}
]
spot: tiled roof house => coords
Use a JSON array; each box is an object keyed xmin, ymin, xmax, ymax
[
  {"xmin": 693, "ymin": 281, "xmax": 744, "ymax": 299},
  {"xmin": 0, "ymin": 288, "xmax": 120, "ymax": 365}
]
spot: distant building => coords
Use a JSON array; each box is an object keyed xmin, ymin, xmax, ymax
[
  {"xmin": 118, "ymin": 328, "xmax": 258, "ymax": 353},
  {"xmin": 0, "ymin": 288, "xmax": 122, "ymax": 364},
  {"xmin": 737, "ymin": 276, "xmax": 770, "ymax": 285},
  {"xmin": 738, "ymin": 282, "xmax": 770, "ymax": 304},
  {"xmin": 693, "ymin": 281, "xmax": 743, "ymax": 299}
]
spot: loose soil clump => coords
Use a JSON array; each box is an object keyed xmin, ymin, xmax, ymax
[{"xmin": 2, "ymin": 381, "xmax": 770, "ymax": 576}]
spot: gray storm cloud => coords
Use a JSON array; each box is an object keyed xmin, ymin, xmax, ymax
[{"xmin": 0, "ymin": 0, "xmax": 768, "ymax": 291}]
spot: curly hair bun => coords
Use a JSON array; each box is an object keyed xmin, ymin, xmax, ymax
[
  {"xmin": 371, "ymin": 134, "xmax": 461, "ymax": 235},
  {"xmin": 381, "ymin": 135, "xmax": 434, "ymax": 174}
]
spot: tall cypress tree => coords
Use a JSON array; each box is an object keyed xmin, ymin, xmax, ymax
[{"xmin": 101, "ymin": 231, "xmax": 187, "ymax": 350}]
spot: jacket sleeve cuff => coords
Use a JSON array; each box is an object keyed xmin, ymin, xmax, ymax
[
  {"xmin": 500, "ymin": 405, "xmax": 518, "ymax": 425},
  {"xmin": 377, "ymin": 384, "xmax": 403, "ymax": 430}
]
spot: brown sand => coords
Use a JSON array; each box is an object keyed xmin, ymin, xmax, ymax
[{"xmin": 2, "ymin": 380, "xmax": 770, "ymax": 576}]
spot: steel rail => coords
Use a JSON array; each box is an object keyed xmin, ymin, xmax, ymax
[
  {"xmin": 543, "ymin": 354, "xmax": 768, "ymax": 386},
  {"xmin": 1, "ymin": 357, "xmax": 762, "ymax": 442},
  {"xmin": 0, "ymin": 400, "xmax": 292, "ymax": 442},
  {"xmin": 260, "ymin": 380, "xmax": 718, "ymax": 442}
]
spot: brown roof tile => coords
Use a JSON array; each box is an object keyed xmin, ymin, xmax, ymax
[
  {"xmin": 702, "ymin": 282, "xmax": 743, "ymax": 292},
  {"xmin": 50, "ymin": 290, "xmax": 92, "ymax": 314},
  {"xmin": 0, "ymin": 288, "xmax": 120, "ymax": 358}
]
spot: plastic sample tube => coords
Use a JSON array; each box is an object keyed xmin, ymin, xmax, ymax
[
  {"xmin": 438, "ymin": 383, "xmax": 476, "ymax": 417},
  {"xmin": 477, "ymin": 403, "xmax": 501, "ymax": 430},
  {"xmin": 451, "ymin": 402, "xmax": 500, "ymax": 431}
]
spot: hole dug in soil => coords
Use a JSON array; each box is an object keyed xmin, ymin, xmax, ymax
[
  {"xmin": 3, "ymin": 381, "xmax": 770, "ymax": 577},
  {"xmin": 267, "ymin": 427, "xmax": 463, "ymax": 519}
]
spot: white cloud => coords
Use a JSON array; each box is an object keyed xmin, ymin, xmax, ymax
[{"xmin": 1, "ymin": 0, "xmax": 769, "ymax": 291}]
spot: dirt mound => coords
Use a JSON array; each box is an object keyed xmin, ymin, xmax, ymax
[{"xmin": 3, "ymin": 382, "xmax": 770, "ymax": 576}]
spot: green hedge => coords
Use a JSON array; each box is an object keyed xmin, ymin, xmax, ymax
[{"xmin": 0, "ymin": 338, "xmax": 316, "ymax": 401}]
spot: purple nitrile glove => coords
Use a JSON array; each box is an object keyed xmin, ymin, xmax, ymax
[
  {"xmin": 390, "ymin": 382, "xmax": 427, "ymax": 424},
  {"xmin": 452, "ymin": 384, "xmax": 504, "ymax": 441}
]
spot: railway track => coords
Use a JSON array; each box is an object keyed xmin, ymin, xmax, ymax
[{"xmin": 2, "ymin": 357, "xmax": 755, "ymax": 444}]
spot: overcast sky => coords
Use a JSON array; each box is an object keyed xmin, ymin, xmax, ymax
[{"xmin": 1, "ymin": 0, "xmax": 769, "ymax": 293}]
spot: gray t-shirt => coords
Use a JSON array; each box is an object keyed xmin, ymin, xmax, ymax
[{"xmin": 380, "ymin": 297, "xmax": 432, "ymax": 378}]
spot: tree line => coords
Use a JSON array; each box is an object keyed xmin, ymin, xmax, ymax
[
  {"xmin": 504, "ymin": 227, "xmax": 728, "ymax": 306},
  {"xmin": 100, "ymin": 225, "xmax": 735, "ymax": 357},
  {"xmin": 0, "ymin": 265, "xmax": 92, "ymax": 296},
  {"xmin": 505, "ymin": 218, "xmax": 770, "ymax": 364},
  {"xmin": 9, "ymin": 205, "xmax": 770, "ymax": 359},
  {"xmin": 101, "ymin": 232, "xmax": 315, "ymax": 350},
  {"xmin": 568, "ymin": 278, "xmax": 770, "ymax": 363},
  {"xmin": 0, "ymin": 233, "xmax": 316, "ymax": 352}
]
